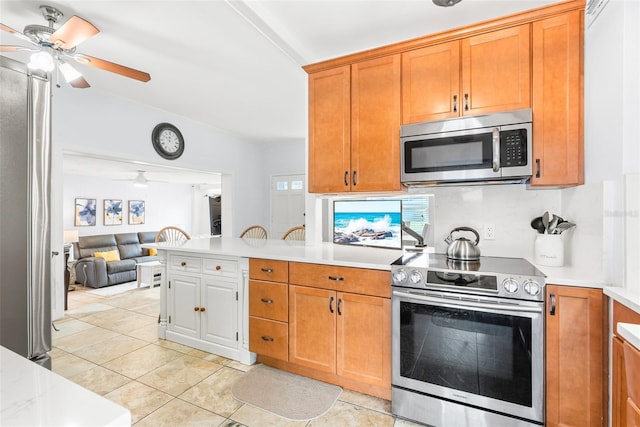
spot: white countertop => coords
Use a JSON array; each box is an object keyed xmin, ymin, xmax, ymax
[
  {"xmin": 0, "ymin": 346, "xmax": 130, "ymax": 427},
  {"xmin": 618, "ymin": 323, "xmax": 640, "ymax": 351},
  {"xmin": 154, "ymin": 237, "xmax": 409, "ymax": 270},
  {"xmin": 604, "ymin": 286, "xmax": 640, "ymax": 315}
]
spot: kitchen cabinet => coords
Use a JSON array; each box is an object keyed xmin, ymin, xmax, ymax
[
  {"xmin": 612, "ymin": 301, "xmax": 640, "ymax": 427},
  {"xmin": 308, "ymin": 55, "xmax": 400, "ymax": 193},
  {"xmin": 624, "ymin": 339, "xmax": 640, "ymax": 427},
  {"xmin": 248, "ymin": 258, "xmax": 289, "ymax": 362},
  {"xmin": 531, "ymin": 10, "xmax": 584, "ymax": 186},
  {"xmin": 401, "ymin": 25, "xmax": 530, "ymax": 124},
  {"xmin": 545, "ymin": 285, "xmax": 605, "ymax": 427},
  {"xmin": 165, "ymin": 253, "xmax": 243, "ymax": 360}
]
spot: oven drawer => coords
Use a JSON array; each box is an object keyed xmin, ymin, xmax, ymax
[
  {"xmin": 249, "ymin": 316, "xmax": 288, "ymax": 361},
  {"xmin": 289, "ymin": 262, "xmax": 390, "ymax": 297}
]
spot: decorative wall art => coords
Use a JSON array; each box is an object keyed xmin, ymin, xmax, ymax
[
  {"xmin": 129, "ymin": 200, "xmax": 145, "ymax": 224},
  {"xmin": 75, "ymin": 198, "xmax": 97, "ymax": 226},
  {"xmin": 103, "ymin": 199, "xmax": 123, "ymax": 225}
]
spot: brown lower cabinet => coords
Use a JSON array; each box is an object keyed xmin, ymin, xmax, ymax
[
  {"xmin": 545, "ymin": 285, "xmax": 605, "ymax": 427},
  {"xmin": 613, "ymin": 301, "xmax": 640, "ymax": 427}
]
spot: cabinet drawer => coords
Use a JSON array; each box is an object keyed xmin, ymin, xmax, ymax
[
  {"xmin": 168, "ymin": 255, "xmax": 201, "ymax": 273},
  {"xmin": 624, "ymin": 340, "xmax": 640, "ymax": 404},
  {"xmin": 249, "ymin": 317, "xmax": 288, "ymax": 361},
  {"xmin": 202, "ymin": 258, "xmax": 237, "ymax": 278},
  {"xmin": 249, "ymin": 280, "xmax": 288, "ymax": 322},
  {"xmin": 289, "ymin": 262, "xmax": 390, "ymax": 298},
  {"xmin": 250, "ymin": 258, "xmax": 288, "ymax": 283}
]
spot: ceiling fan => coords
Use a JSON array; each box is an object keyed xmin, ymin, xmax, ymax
[
  {"xmin": 117, "ymin": 171, "xmax": 167, "ymax": 188},
  {"xmin": 0, "ymin": 5, "xmax": 150, "ymax": 88}
]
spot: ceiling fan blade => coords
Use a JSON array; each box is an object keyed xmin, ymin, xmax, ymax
[
  {"xmin": 73, "ymin": 53, "xmax": 151, "ymax": 82},
  {"xmin": 0, "ymin": 45, "xmax": 33, "ymax": 52},
  {"xmin": 0, "ymin": 22, "xmax": 35, "ymax": 43},
  {"xmin": 68, "ymin": 76, "xmax": 91, "ymax": 89},
  {"xmin": 49, "ymin": 16, "xmax": 99, "ymax": 49}
]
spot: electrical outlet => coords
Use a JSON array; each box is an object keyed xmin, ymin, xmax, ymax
[{"xmin": 484, "ymin": 224, "xmax": 496, "ymax": 240}]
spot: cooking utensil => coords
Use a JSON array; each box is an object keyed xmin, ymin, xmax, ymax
[
  {"xmin": 555, "ymin": 222, "xmax": 576, "ymax": 233},
  {"xmin": 542, "ymin": 211, "xmax": 550, "ymax": 234},
  {"xmin": 445, "ymin": 227, "xmax": 481, "ymax": 261},
  {"xmin": 530, "ymin": 217, "xmax": 545, "ymax": 234},
  {"xmin": 548, "ymin": 214, "xmax": 559, "ymax": 234}
]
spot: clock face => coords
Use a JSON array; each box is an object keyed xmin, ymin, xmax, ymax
[{"xmin": 152, "ymin": 123, "xmax": 184, "ymax": 160}]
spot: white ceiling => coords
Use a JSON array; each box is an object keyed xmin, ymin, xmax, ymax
[{"xmin": 1, "ymin": 0, "xmax": 561, "ymax": 182}]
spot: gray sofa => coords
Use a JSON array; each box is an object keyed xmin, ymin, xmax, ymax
[{"xmin": 72, "ymin": 231, "xmax": 159, "ymax": 288}]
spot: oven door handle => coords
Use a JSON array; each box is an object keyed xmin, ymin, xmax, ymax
[{"xmin": 393, "ymin": 290, "xmax": 543, "ymax": 314}]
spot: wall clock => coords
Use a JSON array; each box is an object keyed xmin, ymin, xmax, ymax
[{"xmin": 151, "ymin": 123, "xmax": 184, "ymax": 160}]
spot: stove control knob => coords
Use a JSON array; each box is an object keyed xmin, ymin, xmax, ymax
[
  {"xmin": 409, "ymin": 270, "xmax": 423, "ymax": 285},
  {"xmin": 523, "ymin": 279, "xmax": 541, "ymax": 296},
  {"xmin": 392, "ymin": 269, "xmax": 407, "ymax": 284},
  {"xmin": 502, "ymin": 278, "xmax": 519, "ymax": 294}
]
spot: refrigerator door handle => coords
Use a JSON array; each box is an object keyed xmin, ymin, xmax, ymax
[{"xmin": 52, "ymin": 251, "xmax": 59, "ymax": 256}]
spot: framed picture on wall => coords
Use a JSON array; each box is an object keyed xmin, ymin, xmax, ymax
[
  {"xmin": 103, "ymin": 199, "xmax": 123, "ymax": 225},
  {"xmin": 75, "ymin": 198, "xmax": 97, "ymax": 226},
  {"xmin": 129, "ymin": 200, "xmax": 145, "ymax": 224}
]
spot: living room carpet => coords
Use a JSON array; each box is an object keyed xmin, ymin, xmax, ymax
[
  {"xmin": 86, "ymin": 281, "xmax": 139, "ymax": 297},
  {"xmin": 231, "ymin": 365, "xmax": 342, "ymax": 421}
]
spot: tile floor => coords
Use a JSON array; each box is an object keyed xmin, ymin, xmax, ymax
[{"xmin": 53, "ymin": 284, "xmax": 421, "ymax": 426}]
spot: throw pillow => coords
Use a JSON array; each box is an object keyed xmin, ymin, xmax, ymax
[
  {"xmin": 94, "ymin": 250, "xmax": 120, "ymax": 262},
  {"xmin": 149, "ymin": 248, "xmax": 158, "ymax": 256}
]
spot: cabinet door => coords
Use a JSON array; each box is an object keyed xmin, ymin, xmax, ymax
[
  {"xmin": 168, "ymin": 273, "xmax": 200, "ymax": 339},
  {"xmin": 402, "ymin": 41, "xmax": 460, "ymax": 123},
  {"xmin": 545, "ymin": 285, "xmax": 604, "ymax": 427},
  {"xmin": 531, "ymin": 11, "xmax": 583, "ymax": 186},
  {"xmin": 308, "ymin": 66, "xmax": 351, "ymax": 193},
  {"xmin": 288, "ymin": 285, "xmax": 336, "ymax": 373},
  {"xmin": 614, "ymin": 336, "xmax": 629, "ymax": 427},
  {"xmin": 629, "ymin": 399, "xmax": 640, "ymax": 427},
  {"xmin": 461, "ymin": 24, "xmax": 531, "ymax": 116},
  {"xmin": 336, "ymin": 292, "xmax": 390, "ymax": 388},
  {"xmin": 201, "ymin": 276, "xmax": 238, "ymax": 349},
  {"xmin": 350, "ymin": 55, "xmax": 401, "ymax": 192}
]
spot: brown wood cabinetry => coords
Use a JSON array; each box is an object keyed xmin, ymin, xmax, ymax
[
  {"xmin": 308, "ymin": 56, "xmax": 400, "ymax": 193},
  {"xmin": 545, "ymin": 285, "xmax": 605, "ymax": 427},
  {"xmin": 248, "ymin": 259, "xmax": 289, "ymax": 362},
  {"xmin": 531, "ymin": 10, "xmax": 584, "ymax": 186},
  {"xmin": 612, "ymin": 301, "xmax": 640, "ymax": 427},
  {"xmin": 624, "ymin": 340, "xmax": 640, "ymax": 427}
]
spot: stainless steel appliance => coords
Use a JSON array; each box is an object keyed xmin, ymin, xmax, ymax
[
  {"xmin": 401, "ymin": 109, "xmax": 532, "ymax": 186},
  {"xmin": 391, "ymin": 252, "xmax": 546, "ymax": 426},
  {"xmin": 0, "ymin": 56, "xmax": 53, "ymax": 368}
]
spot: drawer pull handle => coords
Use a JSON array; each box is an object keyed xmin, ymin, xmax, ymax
[
  {"xmin": 216, "ymin": 265, "xmax": 221, "ymax": 271},
  {"xmin": 328, "ymin": 276, "xmax": 344, "ymax": 282},
  {"xmin": 549, "ymin": 294, "xmax": 556, "ymax": 316},
  {"xmin": 261, "ymin": 298, "xmax": 274, "ymax": 304},
  {"xmin": 261, "ymin": 336, "xmax": 274, "ymax": 342},
  {"xmin": 329, "ymin": 296, "xmax": 334, "ymax": 313},
  {"xmin": 337, "ymin": 298, "xmax": 343, "ymax": 316},
  {"xmin": 261, "ymin": 268, "xmax": 274, "ymax": 273},
  {"xmin": 181, "ymin": 261, "xmax": 187, "ymax": 267},
  {"xmin": 200, "ymin": 307, "xmax": 206, "ymax": 312},
  {"xmin": 194, "ymin": 307, "xmax": 200, "ymax": 312}
]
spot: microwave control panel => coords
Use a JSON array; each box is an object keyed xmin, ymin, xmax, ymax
[{"xmin": 500, "ymin": 129, "xmax": 528, "ymax": 166}]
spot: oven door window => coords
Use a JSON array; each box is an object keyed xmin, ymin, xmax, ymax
[
  {"xmin": 404, "ymin": 132, "xmax": 493, "ymax": 173},
  {"xmin": 399, "ymin": 301, "xmax": 532, "ymax": 407}
]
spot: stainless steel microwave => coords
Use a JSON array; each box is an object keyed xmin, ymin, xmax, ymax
[{"xmin": 400, "ymin": 109, "xmax": 532, "ymax": 186}]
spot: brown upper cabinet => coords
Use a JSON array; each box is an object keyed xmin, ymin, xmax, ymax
[
  {"xmin": 402, "ymin": 25, "xmax": 531, "ymax": 124},
  {"xmin": 308, "ymin": 55, "xmax": 401, "ymax": 193}
]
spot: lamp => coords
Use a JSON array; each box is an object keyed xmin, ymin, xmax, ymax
[
  {"xmin": 133, "ymin": 171, "xmax": 149, "ymax": 188},
  {"xmin": 63, "ymin": 229, "xmax": 79, "ymax": 245},
  {"xmin": 28, "ymin": 50, "xmax": 55, "ymax": 72}
]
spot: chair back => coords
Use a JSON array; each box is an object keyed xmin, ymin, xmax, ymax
[
  {"xmin": 156, "ymin": 226, "xmax": 191, "ymax": 243},
  {"xmin": 282, "ymin": 225, "xmax": 305, "ymax": 241},
  {"xmin": 240, "ymin": 225, "xmax": 268, "ymax": 239}
]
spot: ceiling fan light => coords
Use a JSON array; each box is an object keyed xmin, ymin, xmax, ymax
[
  {"xmin": 59, "ymin": 62, "xmax": 82, "ymax": 82},
  {"xmin": 28, "ymin": 50, "xmax": 54, "ymax": 72},
  {"xmin": 133, "ymin": 172, "xmax": 149, "ymax": 187}
]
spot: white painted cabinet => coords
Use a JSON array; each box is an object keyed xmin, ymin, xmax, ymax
[{"xmin": 159, "ymin": 251, "xmax": 255, "ymax": 364}]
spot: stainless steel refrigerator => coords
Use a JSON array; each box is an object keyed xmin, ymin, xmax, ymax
[{"xmin": 0, "ymin": 56, "xmax": 53, "ymax": 368}]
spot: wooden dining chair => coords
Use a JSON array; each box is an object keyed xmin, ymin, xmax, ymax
[
  {"xmin": 282, "ymin": 225, "xmax": 305, "ymax": 241},
  {"xmin": 240, "ymin": 225, "xmax": 268, "ymax": 239},
  {"xmin": 155, "ymin": 226, "xmax": 191, "ymax": 243}
]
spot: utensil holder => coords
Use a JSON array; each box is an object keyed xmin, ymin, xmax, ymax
[{"xmin": 534, "ymin": 234, "xmax": 564, "ymax": 267}]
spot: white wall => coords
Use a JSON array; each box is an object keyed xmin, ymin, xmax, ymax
[{"xmin": 63, "ymin": 175, "xmax": 193, "ymax": 236}]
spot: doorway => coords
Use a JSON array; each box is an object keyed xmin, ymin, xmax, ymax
[{"xmin": 270, "ymin": 174, "xmax": 305, "ymax": 239}]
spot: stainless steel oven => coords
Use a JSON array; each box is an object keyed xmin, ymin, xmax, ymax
[{"xmin": 391, "ymin": 253, "xmax": 546, "ymax": 426}]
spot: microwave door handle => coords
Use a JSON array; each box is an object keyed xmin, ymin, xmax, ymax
[{"xmin": 492, "ymin": 127, "xmax": 500, "ymax": 172}]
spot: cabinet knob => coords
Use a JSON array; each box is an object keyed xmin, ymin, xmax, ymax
[
  {"xmin": 181, "ymin": 261, "xmax": 187, "ymax": 267},
  {"xmin": 216, "ymin": 265, "xmax": 221, "ymax": 271},
  {"xmin": 200, "ymin": 307, "xmax": 206, "ymax": 312},
  {"xmin": 194, "ymin": 307, "xmax": 200, "ymax": 312}
]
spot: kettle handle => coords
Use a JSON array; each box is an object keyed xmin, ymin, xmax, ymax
[{"xmin": 450, "ymin": 226, "xmax": 480, "ymax": 245}]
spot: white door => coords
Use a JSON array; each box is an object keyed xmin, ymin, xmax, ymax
[{"xmin": 270, "ymin": 174, "xmax": 305, "ymax": 239}]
